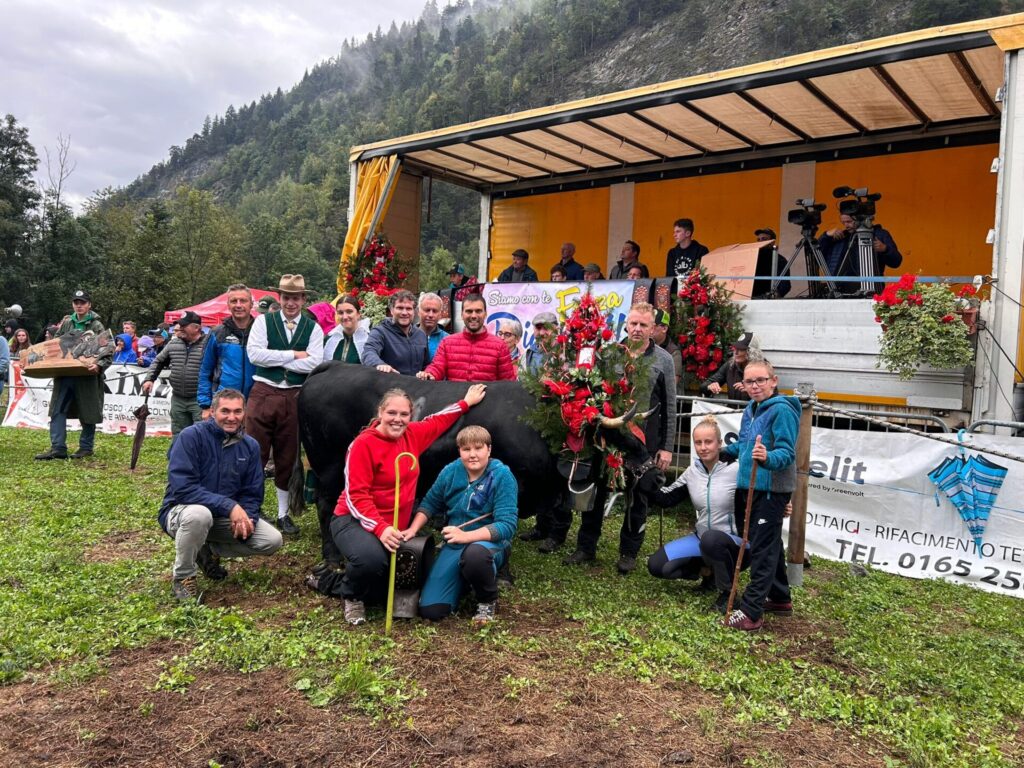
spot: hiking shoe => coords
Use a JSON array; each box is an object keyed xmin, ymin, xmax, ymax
[
  {"xmin": 518, "ymin": 527, "xmax": 545, "ymax": 542},
  {"xmin": 562, "ymin": 549, "xmax": 595, "ymax": 566},
  {"xmin": 35, "ymin": 448, "xmax": 69, "ymax": 460},
  {"xmin": 343, "ymin": 599, "xmax": 366, "ymax": 626},
  {"xmin": 303, "ymin": 572, "xmax": 321, "ymax": 592},
  {"xmin": 196, "ymin": 544, "xmax": 228, "ymax": 581},
  {"xmin": 472, "ymin": 601, "xmax": 497, "ymax": 625},
  {"xmin": 711, "ymin": 591, "xmax": 731, "ymax": 615},
  {"xmin": 311, "ymin": 559, "xmax": 343, "ymax": 578},
  {"xmin": 763, "ymin": 599, "xmax": 794, "ymax": 617},
  {"xmin": 616, "ymin": 554, "xmax": 637, "ymax": 575},
  {"xmin": 725, "ymin": 609, "xmax": 763, "ymax": 632},
  {"xmin": 497, "ymin": 560, "xmax": 514, "ymax": 589},
  {"xmin": 537, "ymin": 537, "xmax": 563, "ymax": 554},
  {"xmin": 276, "ymin": 514, "xmax": 300, "ymax": 536},
  {"xmin": 694, "ymin": 574, "xmax": 715, "ymax": 593},
  {"xmin": 171, "ymin": 576, "xmax": 202, "ymax": 603},
  {"xmin": 69, "ymin": 448, "xmax": 94, "ymax": 459}
]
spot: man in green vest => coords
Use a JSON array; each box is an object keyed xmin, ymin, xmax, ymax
[
  {"xmin": 36, "ymin": 289, "xmax": 113, "ymax": 460},
  {"xmin": 245, "ymin": 274, "xmax": 324, "ymax": 535}
]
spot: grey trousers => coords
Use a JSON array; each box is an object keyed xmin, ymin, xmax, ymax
[
  {"xmin": 164, "ymin": 504, "xmax": 283, "ymax": 580},
  {"xmin": 170, "ymin": 396, "xmax": 203, "ymax": 437}
]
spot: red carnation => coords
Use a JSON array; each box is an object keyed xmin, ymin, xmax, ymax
[
  {"xmin": 941, "ymin": 314, "xmax": 955, "ymax": 323},
  {"xmin": 601, "ymin": 328, "xmax": 614, "ymax": 341},
  {"xmin": 603, "ymin": 401, "xmax": 614, "ymax": 417},
  {"xmin": 556, "ymin": 334, "xmax": 568, "ymax": 345},
  {"xmin": 544, "ymin": 380, "xmax": 572, "ymax": 397},
  {"xmin": 605, "ymin": 453, "xmax": 623, "ymax": 469}
]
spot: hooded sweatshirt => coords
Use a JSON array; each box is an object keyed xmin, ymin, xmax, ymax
[
  {"xmin": 112, "ymin": 333, "xmax": 138, "ymax": 364},
  {"xmin": 721, "ymin": 394, "xmax": 800, "ymax": 493},
  {"xmin": 418, "ymin": 457, "xmax": 519, "ymax": 545}
]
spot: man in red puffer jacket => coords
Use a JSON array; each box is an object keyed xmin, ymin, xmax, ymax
[{"xmin": 417, "ymin": 294, "xmax": 516, "ymax": 382}]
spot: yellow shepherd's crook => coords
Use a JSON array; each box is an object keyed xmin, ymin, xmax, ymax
[{"xmin": 386, "ymin": 452, "xmax": 418, "ymax": 635}]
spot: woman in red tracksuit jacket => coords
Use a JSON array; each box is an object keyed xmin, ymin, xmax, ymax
[{"xmin": 306, "ymin": 383, "xmax": 488, "ymax": 625}]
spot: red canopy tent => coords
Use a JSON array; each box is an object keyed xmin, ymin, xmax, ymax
[{"xmin": 164, "ymin": 289, "xmax": 280, "ymax": 327}]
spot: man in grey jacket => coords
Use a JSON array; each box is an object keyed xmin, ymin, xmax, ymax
[
  {"xmin": 143, "ymin": 310, "xmax": 209, "ymax": 438},
  {"xmin": 564, "ymin": 302, "xmax": 677, "ymax": 575},
  {"xmin": 361, "ymin": 290, "xmax": 430, "ymax": 376}
]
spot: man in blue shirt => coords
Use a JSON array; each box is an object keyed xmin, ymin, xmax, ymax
[
  {"xmin": 818, "ymin": 214, "xmax": 902, "ymax": 295},
  {"xmin": 158, "ymin": 388, "xmax": 283, "ymax": 603},
  {"xmin": 417, "ymin": 292, "xmax": 448, "ymax": 362}
]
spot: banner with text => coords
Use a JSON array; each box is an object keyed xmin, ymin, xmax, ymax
[
  {"xmin": 3, "ymin": 363, "xmax": 173, "ymax": 436},
  {"xmin": 693, "ymin": 401, "xmax": 1024, "ymax": 598}
]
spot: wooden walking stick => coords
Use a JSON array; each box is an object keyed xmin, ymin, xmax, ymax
[
  {"xmin": 386, "ymin": 452, "xmax": 417, "ymax": 636},
  {"xmin": 724, "ymin": 435, "xmax": 762, "ymax": 623}
]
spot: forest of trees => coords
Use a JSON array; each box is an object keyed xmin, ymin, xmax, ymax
[{"xmin": 0, "ymin": 0, "xmax": 1015, "ymax": 336}]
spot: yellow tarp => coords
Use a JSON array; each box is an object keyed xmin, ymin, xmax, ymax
[{"xmin": 337, "ymin": 156, "xmax": 401, "ymax": 295}]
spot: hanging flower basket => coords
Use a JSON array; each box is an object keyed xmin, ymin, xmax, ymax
[{"xmin": 872, "ymin": 275, "xmax": 976, "ymax": 380}]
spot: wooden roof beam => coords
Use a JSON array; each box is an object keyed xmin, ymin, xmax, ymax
[
  {"xmin": 870, "ymin": 66, "xmax": 931, "ymax": 126},
  {"xmin": 579, "ymin": 118, "xmax": 670, "ymax": 160},
  {"xmin": 627, "ymin": 110, "xmax": 709, "ymax": 154},
  {"xmin": 463, "ymin": 141, "xmax": 559, "ymax": 176},
  {"xmin": 735, "ymin": 91, "xmax": 814, "ymax": 142},
  {"xmin": 499, "ymin": 134, "xmax": 592, "ymax": 171},
  {"xmin": 798, "ymin": 79, "xmax": 867, "ymax": 134},
  {"xmin": 948, "ymin": 51, "xmax": 1001, "ymax": 116},
  {"xmin": 538, "ymin": 126, "xmax": 627, "ymax": 165}
]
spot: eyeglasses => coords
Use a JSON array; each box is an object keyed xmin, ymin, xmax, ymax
[
  {"xmin": 497, "ymin": 331, "xmax": 518, "ymax": 339},
  {"xmin": 741, "ymin": 377, "xmax": 772, "ymax": 387}
]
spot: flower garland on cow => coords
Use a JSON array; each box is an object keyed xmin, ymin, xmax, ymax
[
  {"xmin": 669, "ymin": 265, "xmax": 745, "ymax": 390},
  {"xmin": 339, "ymin": 234, "xmax": 410, "ymax": 325},
  {"xmin": 520, "ymin": 291, "xmax": 650, "ymax": 490},
  {"xmin": 872, "ymin": 274, "xmax": 976, "ymax": 380}
]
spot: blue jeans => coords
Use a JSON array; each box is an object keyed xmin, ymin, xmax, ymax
[{"xmin": 49, "ymin": 380, "xmax": 96, "ymax": 453}]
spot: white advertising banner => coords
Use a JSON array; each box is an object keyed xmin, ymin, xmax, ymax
[
  {"xmin": 3, "ymin": 363, "xmax": 173, "ymax": 436},
  {"xmin": 692, "ymin": 401, "xmax": 1024, "ymax": 598}
]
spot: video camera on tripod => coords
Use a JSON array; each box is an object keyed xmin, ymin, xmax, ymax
[
  {"xmin": 787, "ymin": 199, "xmax": 827, "ymax": 230},
  {"xmin": 832, "ymin": 186, "xmax": 883, "ymax": 294},
  {"xmin": 773, "ymin": 199, "xmax": 838, "ymax": 298}
]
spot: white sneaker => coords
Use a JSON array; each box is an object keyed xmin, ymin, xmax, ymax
[
  {"xmin": 472, "ymin": 601, "xmax": 496, "ymax": 625},
  {"xmin": 343, "ymin": 599, "xmax": 366, "ymax": 626}
]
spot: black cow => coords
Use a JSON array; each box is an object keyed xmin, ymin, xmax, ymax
[{"xmin": 297, "ymin": 363, "xmax": 661, "ymax": 563}]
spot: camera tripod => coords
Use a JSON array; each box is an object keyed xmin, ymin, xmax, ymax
[
  {"xmin": 834, "ymin": 219, "xmax": 880, "ymax": 296},
  {"xmin": 769, "ymin": 225, "xmax": 839, "ymax": 299}
]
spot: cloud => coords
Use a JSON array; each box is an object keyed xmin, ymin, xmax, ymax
[{"xmin": 0, "ymin": 0, "xmax": 426, "ymax": 209}]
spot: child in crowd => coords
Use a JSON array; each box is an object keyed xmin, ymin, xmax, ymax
[
  {"xmin": 136, "ymin": 335, "xmax": 157, "ymax": 367},
  {"xmin": 720, "ymin": 360, "xmax": 799, "ymax": 631},
  {"xmin": 405, "ymin": 425, "xmax": 518, "ymax": 624}
]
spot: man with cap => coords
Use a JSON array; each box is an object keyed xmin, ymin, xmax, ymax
[
  {"xmin": 609, "ymin": 240, "xmax": 649, "ymax": 280},
  {"xmin": 583, "ymin": 263, "xmax": 605, "ymax": 282},
  {"xmin": 448, "ymin": 263, "xmax": 480, "ymax": 302},
  {"xmin": 752, "ymin": 228, "xmax": 791, "ymax": 299},
  {"xmin": 246, "ymin": 274, "xmax": 324, "ymax": 536},
  {"xmin": 143, "ymin": 310, "xmax": 209, "ymax": 438},
  {"xmin": 521, "ymin": 311, "xmax": 559, "ymax": 377},
  {"xmin": 701, "ymin": 332, "xmax": 763, "ymax": 402},
  {"xmin": 35, "ymin": 289, "xmax": 113, "ymax": 460},
  {"xmin": 651, "ymin": 309, "xmax": 682, "ymax": 387},
  {"xmin": 496, "ymin": 249, "xmax": 539, "ymax": 283}
]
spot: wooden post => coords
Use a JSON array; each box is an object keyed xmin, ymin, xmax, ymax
[{"xmin": 788, "ymin": 383, "xmax": 814, "ymax": 587}]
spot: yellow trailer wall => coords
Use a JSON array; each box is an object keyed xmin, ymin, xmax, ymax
[{"xmin": 489, "ymin": 144, "xmax": 998, "ymax": 283}]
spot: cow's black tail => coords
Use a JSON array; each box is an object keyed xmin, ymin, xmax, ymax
[{"xmin": 288, "ymin": 444, "xmax": 306, "ymax": 518}]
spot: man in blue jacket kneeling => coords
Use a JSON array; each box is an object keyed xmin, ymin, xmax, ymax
[
  {"xmin": 158, "ymin": 388, "xmax": 283, "ymax": 603},
  {"xmin": 403, "ymin": 426, "xmax": 518, "ymax": 625}
]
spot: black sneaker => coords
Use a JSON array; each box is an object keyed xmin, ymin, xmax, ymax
[
  {"xmin": 562, "ymin": 549, "xmax": 595, "ymax": 566},
  {"xmin": 69, "ymin": 448, "xmax": 94, "ymax": 459},
  {"xmin": 711, "ymin": 591, "xmax": 731, "ymax": 615},
  {"xmin": 616, "ymin": 554, "xmax": 637, "ymax": 575},
  {"xmin": 35, "ymin": 448, "xmax": 69, "ymax": 460},
  {"xmin": 519, "ymin": 527, "xmax": 545, "ymax": 542},
  {"xmin": 537, "ymin": 537, "xmax": 563, "ymax": 554},
  {"xmin": 497, "ymin": 560, "xmax": 514, "ymax": 589},
  {"xmin": 311, "ymin": 560, "xmax": 343, "ymax": 578},
  {"xmin": 694, "ymin": 574, "xmax": 715, "ymax": 593},
  {"xmin": 196, "ymin": 544, "xmax": 228, "ymax": 581},
  {"xmin": 276, "ymin": 514, "xmax": 300, "ymax": 536}
]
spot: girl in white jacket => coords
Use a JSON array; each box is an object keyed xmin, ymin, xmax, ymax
[{"xmin": 647, "ymin": 415, "xmax": 746, "ymax": 614}]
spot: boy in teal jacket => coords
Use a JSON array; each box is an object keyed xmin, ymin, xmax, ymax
[
  {"xmin": 720, "ymin": 360, "xmax": 800, "ymax": 631},
  {"xmin": 406, "ymin": 426, "xmax": 518, "ymax": 624}
]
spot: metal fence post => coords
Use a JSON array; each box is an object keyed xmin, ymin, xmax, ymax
[{"xmin": 788, "ymin": 382, "xmax": 815, "ymax": 587}]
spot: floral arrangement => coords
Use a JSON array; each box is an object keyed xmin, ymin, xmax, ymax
[
  {"xmin": 519, "ymin": 292, "xmax": 650, "ymax": 489},
  {"xmin": 340, "ymin": 234, "xmax": 409, "ymax": 325},
  {"xmin": 670, "ymin": 265, "xmax": 745, "ymax": 387},
  {"xmin": 872, "ymin": 274, "xmax": 975, "ymax": 380}
]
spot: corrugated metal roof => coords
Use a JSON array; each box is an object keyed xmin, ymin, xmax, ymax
[{"xmin": 351, "ymin": 14, "xmax": 1024, "ymax": 190}]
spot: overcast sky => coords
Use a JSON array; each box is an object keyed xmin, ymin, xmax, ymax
[{"xmin": 1, "ymin": 0, "xmax": 428, "ymax": 210}]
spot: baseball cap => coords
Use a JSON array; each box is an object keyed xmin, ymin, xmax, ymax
[
  {"xmin": 583, "ymin": 262, "xmax": 602, "ymax": 274},
  {"xmin": 533, "ymin": 311, "xmax": 559, "ymax": 328},
  {"xmin": 732, "ymin": 332, "xmax": 754, "ymax": 350},
  {"xmin": 448, "ymin": 263, "xmax": 466, "ymax": 276},
  {"xmin": 71, "ymin": 289, "xmax": 91, "ymax": 302},
  {"xmin": 177, "ymin": 310, "xmax": 202, "ymax": 327},
  {"xmin": 754, "ymin": 227, "xmax": 777, "ymax": 241},
  {"xmin": 653, "ymin": 309, "xmax": 670, "ymax": 327}
]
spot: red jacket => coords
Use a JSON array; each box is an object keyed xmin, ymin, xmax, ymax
[
  {"xmin": 335, "ymin": 401, "xmax": 468, "ymax": 536},
  {"xmin": 424, "ymin": 329, "xmax": 516, "ymax": 382}
]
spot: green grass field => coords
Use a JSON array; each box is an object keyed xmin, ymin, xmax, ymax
[{"xmin": 1, "ymin": 427, "xmax": 1021, "ymax": 767}]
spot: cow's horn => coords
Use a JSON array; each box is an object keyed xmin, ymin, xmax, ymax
[
  {"xmin": 638, "ymin": 403, "xmax": 660, "ymax": 420},
  {"xmin": 599, "ymin": 402, "xmax": 638, "ymax": 429}
]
